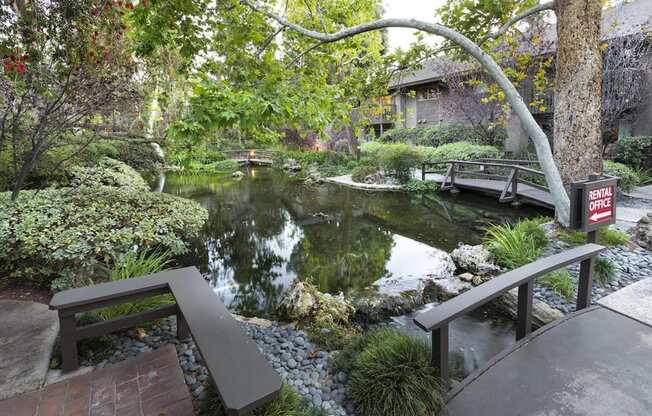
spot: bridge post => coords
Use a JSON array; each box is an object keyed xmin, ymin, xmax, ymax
[
  {"xmin": 432, "ymin": 325, "xmax": 449, "ymax": 388},
  {"xmin": 516, "ymin": 280, "xmax": 533, "ymax": 340}
]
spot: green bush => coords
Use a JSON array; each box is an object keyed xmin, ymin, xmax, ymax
[
  {"xmin": 198, "ymin": 384, "xmax": 326, "ymax": 416},
  {"xmin": 539, "ymin": 270, "xmax": 575, "ymax": 302},
  {"xmin": 351, "ymin": 166, "xmax": 379, "ymax": 183},
  {"xmin": 90, "ymin": 251, "xmax": 175, "ymax": 321},
  {"xmin": 483, "ymin": 220, "xmax": 548, "ymax": 269},
  {"xmin": 604, "ymin": 161, "xmax": 641, "ymax": 192},
  {"xmin": 343, "ymin": 329, "xmax": 444, "ymax": 416},
  {"xmin": 594, "ymin": 257, "xmax": 617, "ymax": 286},
  {"xmin": 379, "ymin": 125, "xmax": 507, "ymax": 147},
  {"xmin": 0, "ymin": 186, "xmax": 208, "ymax": 289},
  {"xmin": 420, "ymin": 142, "xmax": 501, "ymax": 162},
  {"xmin": 615, "ymin": 136, "xmax": 652, "ymax": 169},
  {"xmin": 377, "ymin": 143, "xmax": 423, "ymax": 183},
  {"xmin": 517, "ymin": 217, "xmax": 550, "ymax": 250},
  {"xmin": 404, "ymin": 179, "xmax": 439, "ymax": 193},
  {"xmin": 68, "ymin": 158, "xmax": 149, "ymax": 191},
  {"xmin": 558, "ymin": 227, "xmax": 629, "ymax": 247}
]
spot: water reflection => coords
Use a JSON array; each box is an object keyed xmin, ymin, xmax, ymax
[{"xmin": 163, "ymin": 167, "xmax": 545, "ymax": 316}]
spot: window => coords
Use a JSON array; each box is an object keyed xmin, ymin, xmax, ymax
[{"xmin": 418, "ymin": 87, "xmax": 438, "ymax": 101}]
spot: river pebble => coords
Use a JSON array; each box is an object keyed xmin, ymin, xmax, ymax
[
  {"xmin": 536, "ymin": 242, "xmax": 652, "ymax": 313},
  {"xmin": 82, "ymin": 317, "xmax": 353, "ymax": 415}
]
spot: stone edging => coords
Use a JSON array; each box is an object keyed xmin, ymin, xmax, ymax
[{"xmin": 323, "ymin": 175, "xmax": 404, "ymax": 191}]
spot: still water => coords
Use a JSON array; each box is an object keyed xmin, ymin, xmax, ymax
[{"xmin": 162, "ymin": 167, "xmax": 546, "ymax": 376}]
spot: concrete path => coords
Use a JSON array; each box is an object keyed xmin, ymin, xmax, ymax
[
  {"xmin": 0, "ymin": 345, "xmax": 193, "ymax": 415},
  {"xmin": 599, "ymin": 277, "xmax": 652, "ymax": 326},
  {"xmin": 0, "ymin": 300, "xmax": 59, "ymax": 400},
  {"xmin": 624, "ymin": 184, "xmax": 652, "ymax": 201}
]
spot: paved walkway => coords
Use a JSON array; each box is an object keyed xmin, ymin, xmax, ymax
[
  {"xmin": 0, "ymin": 345, "xmax": 193, "ymax": 416},
  {"xmin": 0, "ymin": 300, "xmax": 58, "ymax": 400},
  {"xmin": 624, "ymin": 184, "xmax": 652, "ymax": 201}
]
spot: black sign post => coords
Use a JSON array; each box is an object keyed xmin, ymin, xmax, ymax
[{"xmin": 569, "ymin": 174, "xmax": 619, "ymax": 310}]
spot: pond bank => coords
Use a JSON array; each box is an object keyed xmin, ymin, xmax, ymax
[{"xmin": 323, "ymin": 174, "xmax": 404, "ymax": 191}]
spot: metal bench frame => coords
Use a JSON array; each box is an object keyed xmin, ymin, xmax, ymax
[
  {"xmin": 413, "ymin": 243, "xmax": 605, "ymax": 388},
  {"xmin": 50, "ymin": 267, "xmax": 281, "ymax": 416}
]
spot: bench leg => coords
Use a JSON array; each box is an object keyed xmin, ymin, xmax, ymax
[
  {"xmin": 59, "ymin": 313, "xmax": 79, "ymax": 372},
  {"xmin": 177, "ymin": 312, "xmax": 190, "ymax": 340}
]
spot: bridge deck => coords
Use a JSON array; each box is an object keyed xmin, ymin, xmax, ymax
[
  {"xmin": 423, "ymin": 173, "xmax": 554, "ymax": 209},
  {"xmin": 443, "ymin": 306, "xmax": 652, "ymax": 416}
]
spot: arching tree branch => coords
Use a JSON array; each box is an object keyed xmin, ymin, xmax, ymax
[
  {"xmin": 480, "ymin": 1, "xmax": 557, "ymax": 44},
  {"xmin": 241, "ymin": 0, "xmax": 571, "ymax": 224},
  {"xmin": 287, "ymin": 41, "xmax": 326, "ymax": 67}
]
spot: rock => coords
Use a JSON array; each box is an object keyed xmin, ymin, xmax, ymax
[
  {"xmin": 283, "ymin": 158, "xmax": 302, "ymax": 172},
  {"xmin": 373, "ymin": 250, "xmax": 456, "ymax": 296},
  {"xmin": 364, "ymin": 172, "xmax": 385, "ymax": 184},
  {"xmin": 471, "ymin": 275, "xmax": 485, "ymax": 286},
  {"xmin": 304, "ymin": 166, "xmax": 323, "ymax": 185},
  {"xmin": 495, "ymin": 288, "xmax": 564, "ymax": 328},
  {"xmin": 423, "ymin": 276, "xmax": 473, "ymax": 301},
  {"xmin": 231, "ymin": 170, "xmax": 245, "ymax": 179},
  {"xmin": 632, "ymin": 213, "xmax": 652, "ymax": 250},
  {"xmin": 353, "ymin": 292, "xmax": 422, "ymax": 323},
  {"xmin": 450, "ymin": 244, "xmax": 501, "ymax": 277},
  {"xmin": 277, "ymin": 281, "xmax": 354, "ymax": 327},
  {"xmin": 458, "ymin": 272, "xmax": 474, "ymax": 282}
]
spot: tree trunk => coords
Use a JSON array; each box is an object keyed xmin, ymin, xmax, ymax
[{"xmin": 553, "ymin": 0, "xmax": 603, "ymax": 189}]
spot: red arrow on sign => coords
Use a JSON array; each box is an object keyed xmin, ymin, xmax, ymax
[{"xmin": 589, "ymin": 211, "xmax": 611, "ymax": 222}]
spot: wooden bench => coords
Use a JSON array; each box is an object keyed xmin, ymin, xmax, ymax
[
  {"xmin": 49, "ymin": 267, "xmax": 281, "ymax": 416},
  {"xmin": 413, "ymin": 243, "xmax": 606, "ymax": 387}
]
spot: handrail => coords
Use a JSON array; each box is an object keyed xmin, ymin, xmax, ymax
[
  {"xmin": 50, "ymin": 267, "xmax": 281, "ymax": 416},
  {"xmin": 413, "ymin": 243, "xmax": 605, "ymax": 387}
]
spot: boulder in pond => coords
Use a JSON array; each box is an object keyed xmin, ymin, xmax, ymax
[
  {"xmin": 231, "ymin": 170, "xmax": 245, "ymax": 179},
  {"xmin": 494, "ymin": 288, "xmax": 563, "ymax": 329},
  {"xmin": 353, "ymin": 291, "xmax": 422, "ymax": 324},
  {"xmin": 450, "ymin": 244, "xmax": 501, "ymax": 277},
  {"xmin": 423, "ymin": 276, "xmax": 473, "ymax": 301},
  {"xmin": 283, "ymin": 158, "xmax": 302, "ymax": 172},
  {"xmin": 277, "ymin": 281, "xmax": 354, "ymax": 326}
]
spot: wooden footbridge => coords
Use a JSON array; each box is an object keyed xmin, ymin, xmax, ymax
[
  {"xmin": 421, "ymin": 159, "xmax": 554, "ymax": 210},
  {"xmin": 415, "ymin": 245, "xmax": 652, "ymax": 415},
  {"xmin": 223, "ymin": 149, "xmax": 275, "ymax": 166}
]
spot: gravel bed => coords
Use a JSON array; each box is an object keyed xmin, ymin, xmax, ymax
[
  {"xmin": 535, "ymin": 242, "xmax": 652, "ymax": 314},
  {"xmin": 83, "ymin": 317, "xmax": 353, "ymax": 415}
]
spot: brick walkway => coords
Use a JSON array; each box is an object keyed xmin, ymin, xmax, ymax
[{"xmin": 0, "ymin": 345, "xmax": 193, "ymax": 416}]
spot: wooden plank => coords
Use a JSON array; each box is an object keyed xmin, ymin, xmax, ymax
[
  {"xmin": 74, "ymin": 304, "xmax": 179, "ymax": 340},
  {"xmin": 49, "ymin": 269, "xmax": 180, "ymax": 310},
  {"xmin": 413, "ymin": 244, "xmax": 605, "ymax": 331},
  {"xmin": 169, "ymin": 270, "xmax": 281, "ymax": 416}
]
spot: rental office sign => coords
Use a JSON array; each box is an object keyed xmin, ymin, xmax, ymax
[{"xmin": 570, "ymin": 176, "xmax": 618, "ymax": 232}]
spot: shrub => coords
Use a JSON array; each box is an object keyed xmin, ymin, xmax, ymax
[
  {"xmin": 483, "ymin": 220, "xmax": 547, "ymax": 269},
  {"xmin": 91, "ymin": 251, "xmax": 174, "ymax": 321},
  {"xmin": 377, "ymin": 143, "xmax": 423, "ymax": 183},
  {"xmin": 379, "ymin": 125, "xmax": 507, "ymax": 147},
  {"xmin": 306, "ymin": 323, "xmax": 360, "ymax": 351},
  {"xmin": 198, "ymin": 384, "xmax": 326, "ymax": 416},
  {"xmin": 615, "ymin": 136, "xmax": 652, "ymax": 169},
  {"xmin": 517, "ymin": 217, "xmax": 550, "ymax": 249},
  {"xmin": 421, "ymin": 141, "xmax": 501, "ymax": 162},
  {"xmin": 599, "ymin": 228, "xmax": 629, "ymax": 247},
  {"xmin": 0, "ymin": 186, "xmax": 208, "ymax": 289},
  {"xmin": 594, "ymin": 257, "xmax": 617, "ymax": 286},
  {"xmin": 604, "ymin": 161, "xmax": 640, "ymax": 192},
  {"xmin": 558, "ymin": 227, "xmax": 629, "ymax": 247},
  {"xmin": 344, "ymin": 329, "xmax": 444, "ymax": 416},
  {"xmin": 539, "ymin": 270, "xmax": 575, "ymax": 302},
  {"xmin": 404, "ymin": 179, "xmax": 439, "ymax": 193},
  {"xmin": 68, "ymin": 157, "xmax": 149, "ymax": 191},
  {"xmin": 351, "ymin": 166, "xmax": 378, "ymax": 183}
]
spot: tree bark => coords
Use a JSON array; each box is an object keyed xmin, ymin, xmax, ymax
[{"xmin": 553, "ymin": 0, "xmax": 603, "ymax": 188}]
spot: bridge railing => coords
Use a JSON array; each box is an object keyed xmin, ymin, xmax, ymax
[
  {"xmin": 222, "ymin": 149, "xmax": 276, "ymax": 162},
  {"xmin": 422, "ymin": 159, "xmax": 548, "ymax": 203},
  {"xmin": 413, "ymin": 244, "xmax": 605, "ymax": 388}
]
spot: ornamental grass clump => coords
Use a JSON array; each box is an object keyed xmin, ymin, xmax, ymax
[
  {"xmin": 342, "ymin": 329, "xmax": 444, "ymax": 416},
  {"xmin": 539, "ymin": 270, "xmax": 575, "ymax": 302},
  {"xmin": 484, "ymin": 223, "xmax": 542, "ymax": 270},
  {"xmin": 594, "ymin": 256, "xmax": 617, "ymax": 286},
  {"xmin": 198, "ymin": 384, "xmax": 326, "ymax": 416},
  {"xmin": 92, "ymin": 250, "xmax": 175, "ymax": 321}
]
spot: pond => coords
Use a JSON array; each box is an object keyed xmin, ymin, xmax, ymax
[{"xmin": 160, "ymin": 166, "xmax": 547, "ymax": 377}]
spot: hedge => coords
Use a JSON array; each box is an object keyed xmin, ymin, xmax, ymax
[
  {"xmin": 614, "ymin": 136, "xmax": 652, "ymax": 170},
  {"xmin": 419, "ymin": 142, "xmax": 501, "ymax": 162},
  {"xmin": 379, "ymin": 125, "xmax": 506, "ymax": 148}
]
